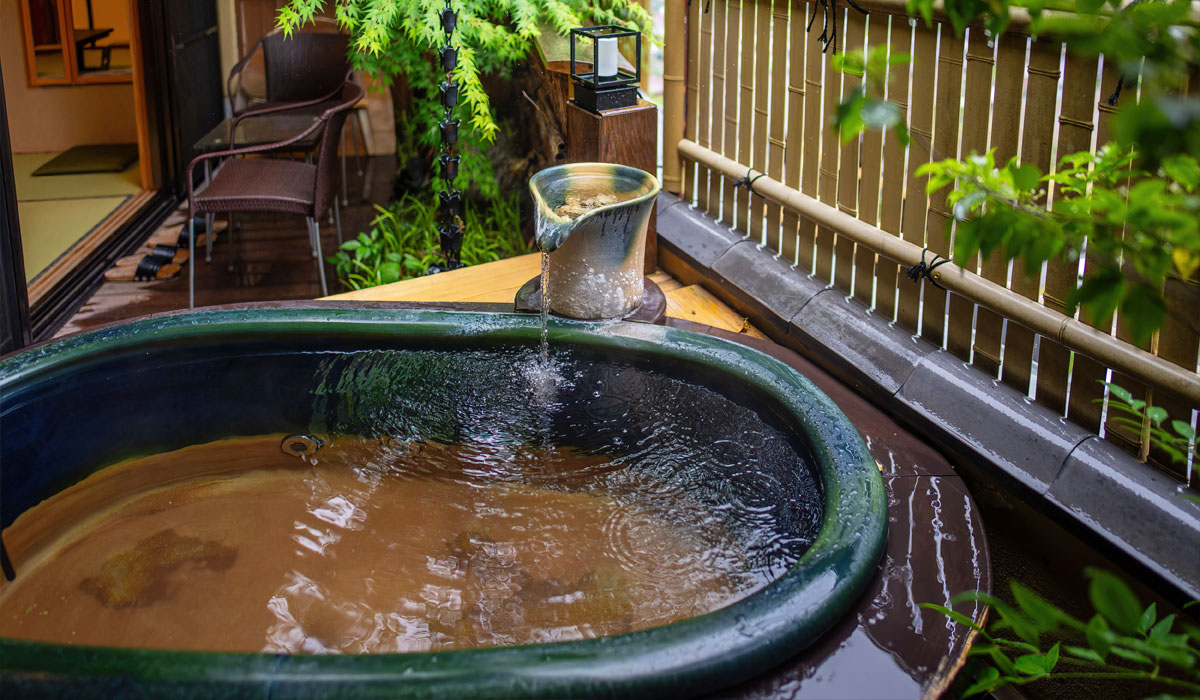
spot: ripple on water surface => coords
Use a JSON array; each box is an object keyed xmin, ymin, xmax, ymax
[{"xmin": 0, "ymin": 346, "xmax": 823, "ymax": 654}]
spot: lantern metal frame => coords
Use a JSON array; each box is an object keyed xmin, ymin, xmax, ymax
[{"xmin": 569, "ymin": 25, "xmax": 641, "ymax": 113}]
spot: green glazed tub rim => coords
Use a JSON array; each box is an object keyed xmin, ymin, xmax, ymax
[{"xmin": 0, "ymin": 306, "xmax": 887, "ymax": 699}]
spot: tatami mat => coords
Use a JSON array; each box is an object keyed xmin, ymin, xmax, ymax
[
  {"xmin": 12, "ymin": 152, "xmax": 140, "ymax": 201},
  {"xmin": 18, "ymin": 196, "xmax": 131, "ymax": 282}
]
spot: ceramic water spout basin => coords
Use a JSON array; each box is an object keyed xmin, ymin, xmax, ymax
[{"xmin": 0, "ymin": 305, "xmax": 886, "ymax": 698}]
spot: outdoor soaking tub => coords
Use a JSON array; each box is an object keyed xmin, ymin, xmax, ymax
[{"xmin": 0, "ymin": 304, "xmax": 886, "ymax": 698}]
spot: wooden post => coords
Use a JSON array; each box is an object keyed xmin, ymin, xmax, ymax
[
  {"xmin": 662, "ymin": 0, "xmax": 686, "ymax": 194},
  {"xmin": 566, "ymin": 99, "xmax": 659, "ymax": 273}
]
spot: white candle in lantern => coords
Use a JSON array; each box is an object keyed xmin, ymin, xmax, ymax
[{"xmin": 596, "ymin": 36, "xmax": 619, "ymax": 78}]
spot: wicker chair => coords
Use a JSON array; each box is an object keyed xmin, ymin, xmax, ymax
[
  {"xmin": 184, "ymin": 83, "xmax": 364, "ymax": 308},
  {"xmin": 226, "ymin": 26, "xmax": 364, "ymax": 206},
  {"xmin": 226, "ymin": 25, "xmax": 350, "ymax": 117}
]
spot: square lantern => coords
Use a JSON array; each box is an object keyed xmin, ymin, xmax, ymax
[{"xmin": 569, "ymin": 25, "xmax": 641, "ymax": 113}]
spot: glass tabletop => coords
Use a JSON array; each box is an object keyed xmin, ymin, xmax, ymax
[{"xmin": 193, "ymin": 112, "xmax": 323, "ymax": 153}]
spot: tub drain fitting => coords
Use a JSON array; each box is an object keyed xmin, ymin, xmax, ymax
[{"xmin": 281, "ymin": 434, "xmax": 324, "ymax": 457}]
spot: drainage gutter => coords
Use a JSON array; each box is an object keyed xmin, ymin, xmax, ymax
[{"xmin": 656, "ymin": 191, "xmax": 1200, "ymax": 604}]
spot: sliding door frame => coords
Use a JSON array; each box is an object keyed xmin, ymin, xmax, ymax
[
  {"xmin": 2, "ymin": 0, "xmax": 184, "ymax": 344},
  {"xmin": 0, "ymin": 69, "xmax": 33, "ymax": 355}
]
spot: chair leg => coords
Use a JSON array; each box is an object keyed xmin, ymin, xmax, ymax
[
  {"xmin": 302, "ymin": 214, "xmax": 316, "ymax": 259},
  {"xmin": 204, "ymin": 213, "xmax": 215, "ymax": 263},
  {"xmin": 188, "ymin": 215, "xmax": 196, "ymax": 309},
  {"xmin": 340, "ymin": 128, "xmax": 349, "ymax": 207},
  {"xmin": 361, "ymin": 154, "xmax": 373, "ymax": 203},
  {"xmin": 334, "ymin": 198, "xmax": 343, "ymax": 245},
  {"xmin": 351, "ymin": 112, "xmax": 366, "ymax": 177},
  {"xmin": 309, "ymin": 216, "xmax": 328, "ymax": 296}
]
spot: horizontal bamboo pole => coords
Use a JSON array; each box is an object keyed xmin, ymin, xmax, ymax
[{"xmin": 678, "ymin": 138, "xmax": 1200, "ymax": 405}]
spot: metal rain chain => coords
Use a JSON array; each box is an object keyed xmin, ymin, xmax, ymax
[{"xmin": 433, "ymin": 0, "xmax": 463, "ymax": 272}]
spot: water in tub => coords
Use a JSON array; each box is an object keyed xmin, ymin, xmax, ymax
[{"xmin": 0, "ymin": 348, "xmax": 821, "ymax": 654}]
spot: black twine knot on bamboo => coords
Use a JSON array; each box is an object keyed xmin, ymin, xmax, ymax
[
  {"xmin": 905, "ymin": 248, "xmax": 951, "ymax": 290},
  {"xmin": 733, "ymin": 168, "xmax": 768, "ymax": 196},
  {"xmin": 806, "ymin": 0, "xmax": 868, "ymax": 55}
]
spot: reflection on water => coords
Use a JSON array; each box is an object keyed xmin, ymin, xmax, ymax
[{"xmin": 0, "ymin": 347, "xmax": 822, "ymax": 655}]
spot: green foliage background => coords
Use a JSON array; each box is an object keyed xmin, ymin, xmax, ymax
[
  {"xmin": 279, "ymin": 0, "xmax": 653, "ymax": 196},
  {"xmin": 926, "ymin": 569, "xmax": 1200, "ymax": 698},
  {"xmin": 330, "ymin": 193, "xmax": 528, "ymax": 290}
]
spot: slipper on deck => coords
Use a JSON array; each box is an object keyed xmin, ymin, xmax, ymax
[
  {"xmin": 145, "ymin": 218, "xmax": 227, "ymax": 250},
  {"xmin": 105, "ymin": 256, "xmax": 182, "ymax": 282},
  {"xmin": 114, "ymin": 244, "xmax": 189, "ymax": 268}
]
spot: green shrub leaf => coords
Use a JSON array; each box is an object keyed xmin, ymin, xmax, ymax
[
  {"xmin": 963, "ymin": 667, "xmax": 1002, "ymax": 697},
  {"xmin": 1137, "ymin": 603, "xmax": 1158, "ymax": 636},
  {"xmin": 1011, "ymin": 582, "xmax": 1067, "ymax": 631},
  {"xmin": 1013, "ymin": 654, "xmax": 1048, "ymax": 678},
  {"xmin": 1087, "ymin": 569, "xmax": 1143, "ymax": 636},
  {"xmin": 1120, "ymin": 284, "xmax": 1167, "ymax": 347},
  {"xmin": 379, "ymin": 262, "xmax": 401, "ymax": 284},
  {"xmin": 1086, "ymin": 614, "xmax": 1112, "ymax": 660}
]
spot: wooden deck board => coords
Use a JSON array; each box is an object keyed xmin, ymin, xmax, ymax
[
  {"xmin": 325, "ymin": 254, "xmax": 542, "ymax": 304},
  {"xmin": 325, "ymin": 253, "xmax": 767, "ymax": 339}
]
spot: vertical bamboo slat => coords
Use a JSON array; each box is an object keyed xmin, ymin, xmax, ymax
[
  {"xmin": 936, "ymin": 25, "xmax": 974, "ymax": 355},
  {"xmin": 1154, "ymin": 57, "xmax": 1200, "ymax": 474},
  {"xmin": 972, "ymin": 31, "xmax": 1026, "ymax": 377},
  {"xmin": 923, "ymin": 29, "xmax": 965, "ymax": 347},
  {"xmin": 1156, "ymin": 31, "xmax": 1199, "ymax": 429},
  {"xmin": 1068, "ymin": 60, "xmax": 1125, "ymax": 435},
  {"xmin": 779, "ymin": 0, "xmax": 807, "ymax": 265},
  {"xmin": 735, "ymin": 0, "xmax": 758, "ymax": 232},
  {"xmin": 1002, "ymin": 38, "xmax": 1061, "ymax": 396},
  {"xmin": 948, "ymin": 27, "xmax": 994, "ymax": 359},
  {"xmin": 749, "ymin": 0, "xmax": 774, "ymax": 243},
  {"xmin": 721, "ymin": 0, "xmax": 742, "ymax": 224},
  {"xmin": 663, "ymin": 0, "xmax": 687, "ymax": 193},
  {"xmin": 896, "ymin": 23, "xmax": 938, "ymax": 335},
  {"xmin": 695, "ymin": 0, "xmax": 715, "ymax": 215},
  {"xmin": 1151, "ymin": 350, "xmax": 1200, "ymax": 479},
  {"xmin": 853, "ymin": 13, "xmax": 888, "ymax": 307},
  {"xmin": 707, "ymin": 0, "xmax": 729, "ymax": 218},
  {"xmin": 875, "ymin": 16, "xmax": 913, "ymax": 321},
  {"xmin": 798, "ymin": 2, "xmax": 825, "ymax": 273},
  {"xmin": 857, "ymin": 15, "xmax": 889, "ymax": 229},
  {"xmin": 1038, "ymin": 51, "xmax": 1099, "ymax": 415},
  {"xmin": 835, "ymin": 9, "xmax": 867, "ymax": 295},
  {"xmin": 683, "ymin": 0, "xmax": 702, "ymax": 203},
  {"xmin": 1097, "ymin": 62, "xmax": 1151, "ymax": 455},
  {"xmin": 764, "ymin": 0, "xmax": 790, "ymax": 254},
  {"xmin": 1151, "ymin": 282, "xmax": 1199, "ymax": 478},
  {"xmin": 815, "ymin": 6, "xmax": 845, "ymax": 284}
]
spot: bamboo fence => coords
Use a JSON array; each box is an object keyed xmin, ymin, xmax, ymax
[{"xmin": 663, "ymin": 0, "xmax": 1200, "ymax": 484}]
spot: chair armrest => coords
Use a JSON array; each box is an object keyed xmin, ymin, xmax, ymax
[
  {"xmin": 226, "ymin": 38, "xmax": 264, "ymax": 115},
  {"xmin": 227, "ymin": 69, "xmax": 353, "ymax": 146}
]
